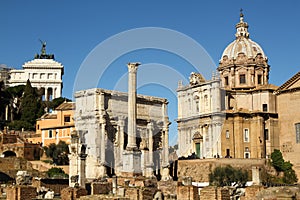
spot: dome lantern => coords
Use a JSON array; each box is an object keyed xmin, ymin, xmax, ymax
[{"xmin": 235, "ymin": 9, "xmax": 249, "ymax": 39}]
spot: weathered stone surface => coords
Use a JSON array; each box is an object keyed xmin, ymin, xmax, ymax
[
  {"xmin": 60, "ymin": 187, "xmax": 87, "ymax": 200},
  {"xmin": 255, "ymin": 186, "xmax": 300, "ymax": 200},
  {"xmin": 177, "ymin": 185, "xmax": 199, "ymax": 200},
  {"xmin": 157, "ymin": 180, "xmax": 177, "ymax": 197},
  {"xmin": 73, "ymin": 87, "xmax": 170, "ymax": 183},
  {"xmin": 6, "ymin": 186, "xmax": 36, "ymax": 200},
  {"xmin": 200, "ymin": 186, "xmax": 230, "ymax": 200},
  {"xmin": 79, "ymin": 195, "xmax": 129, "ymax": 200},
  {"xmin": 32, "ymin": 178, "xmax": 69, "ymax": 195},
  {"xmin": 91, "ymin": 181, "xmax": 112, "ymax": 195},
  {"xmin": 178, "ymin": 158, "xmax": 265, "ymax": 182}
]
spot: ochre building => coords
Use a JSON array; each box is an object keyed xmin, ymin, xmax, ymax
[{"xmin": 28, "ymin": 101, "xmax": 75, "ymax": 146}]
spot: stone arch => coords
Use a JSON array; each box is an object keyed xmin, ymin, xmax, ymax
[
  {"xmin": 2, "ymin": 150, "xmax": 17, "ymax": 158},
  {"xmin": 0, "ymin": 171, "xmax": 14, "ymax": 183}
]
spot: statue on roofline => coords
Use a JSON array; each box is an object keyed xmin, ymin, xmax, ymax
[
  {"xmin": 39, "ymin": 39, "xmax": 46, "ymax": 55},
  {"xmin": 35, "ymin": 39, "xmax": 55, "ymax": 59}
]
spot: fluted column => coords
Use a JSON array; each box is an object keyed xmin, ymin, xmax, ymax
[
  {"xmin": 126, "ymin": 62, "xmax": 140, "ymax": 150},
  {"xmin": 144, "ymin": 122, "xmax": 154, "ymax": 177}
]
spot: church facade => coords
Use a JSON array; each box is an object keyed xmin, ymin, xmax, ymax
[
  {"xmin": 177, "ymin": 73, "xmax": 224, "ymax": 158},
  {"xmin": 177, "ymin": 11, "xmax": 280, "ymax": 159}
]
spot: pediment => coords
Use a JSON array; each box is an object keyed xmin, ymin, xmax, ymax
[
  {"xmin": 255, "ymin": 66, "xmax": 264, "ymax": 72},
  {"xmin": 277, "ymin": 71, "xmax": 300, "ymax": 92},
  {"xmin": 235, "ymin": 66, "xmax": 248, "ymax": 71},
  {"xmin": 192, "ymin": 132, "xmax": 202, "ymax": 140}
]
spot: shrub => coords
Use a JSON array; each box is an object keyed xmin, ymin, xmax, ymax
[{"xmin": 209, "ymin": 165, "xmax": 248, "ymax": 187}]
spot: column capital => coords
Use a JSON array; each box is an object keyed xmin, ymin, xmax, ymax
[{"xmin": 127, "ymin": 62, "xmax": 141, "ymax": 73}]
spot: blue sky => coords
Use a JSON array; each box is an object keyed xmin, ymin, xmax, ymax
[{"xmin": 1, "ymin": 1, "xmax": 300, "ymax": 145}]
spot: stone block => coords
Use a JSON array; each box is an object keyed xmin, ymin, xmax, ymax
[
  {"xmin": 61, "ymin": 187, "xmax": 87, "ymax": 200},
  {"xmin": 177, "ymin": 185, "xmax": 199, "ymax": 200},
  {"xmin": 6, "ymin": 186, "xmax": 36, "ymax": 200},
  {"xmin": 157, "ymin": 180, "xmax": 177, "ymax": 196},
  {"xmin": 91, "ymin": 181, "xmax": 112, "ymax": 195},
  {"xmin": 244, "ymin": 186, "xmax": 264, "ymax": 200}
]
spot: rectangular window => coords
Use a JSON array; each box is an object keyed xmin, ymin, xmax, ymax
[
  {"xmin": 257, "ymin": 74, "xmax": 262, "ymax": 84},
  {"xmin": 64, "ymin": 116, "xmax": 71, "ymax": 122},
  {"xmin": 49, "ymin": 130, "xmax": 53, "ymax": 138},
  {"xmin": 244, "ymin": 128, "xmax": 249, "ymax": 142},
  {"xmin": 224, "ymin": 77, "xmax": 229, "ymax": 86},
  {"xmin": 226, "ymin": 130, "xmax": 230, "ymax": 139},
  {"xmin": 263, "ymin": 104, "xmax": 268, "ymax": 112},
  {"xmin": 240, "ymin": 74, "xmax": 246, "ymax": 84},
  {"xmin": 295, "ymin": 123, "xmax": 300, "ymax": 143},
  {"xmin": 264, "ymin": 129, "xmax": 269, "ymax": 141}
]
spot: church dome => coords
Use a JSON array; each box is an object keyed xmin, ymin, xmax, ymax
[{"xmin": 221, "ymin": 11, "xmax": 266, "ymax": 61}]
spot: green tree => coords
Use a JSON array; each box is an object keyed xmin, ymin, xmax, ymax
[
  {"xmin": 5, "ymin": 84, "xmax": 25, "ymax": 121},
  {"xmin": 46, "ymin": 167, "xmax": 68, "ymax": 178},
  {"xmin": 209, "ymin": 165, "xmax": 248, "ymax": 187},
  {"xmin": 271, "ymin": 149, "xmax": 285, "ymax": 172},
  {"xmin": 19, "ymin": 80, "xmax": 44, "ymax": 130},
  {"xmin": 0, "ymin": 81, "xmax": 8, "ymax": 124},
  {"xmin": 46, "ymin": 97, "xmax": 71, "ymax": 110},
  {"xmin": 43, "ymin": 141, "xmax": 70, "ymax": 165},
  {"xmin": 270, "ymin": 149, "xmax": 298, "ymax": 184}
]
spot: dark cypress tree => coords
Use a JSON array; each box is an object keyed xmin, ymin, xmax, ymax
[
  {"xmin": 20, "ymin": 80, "xmax": 44, "ymax": 130},
  {"xmin": 0, "ymin": 81, "xmax": 8, "ymax": 124}
]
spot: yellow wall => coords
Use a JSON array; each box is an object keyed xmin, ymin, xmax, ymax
[{"xmin": 28, "ymin": 107, "xmax": 74, "ymax": 146}]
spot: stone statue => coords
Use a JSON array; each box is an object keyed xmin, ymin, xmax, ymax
[
  {"xmin": 39, "ymin": 39, "xmax": 46, "ymax": 55},
  {"xmin": 189, "ymin": 72, "xmax": 206, "ymax": 85}
]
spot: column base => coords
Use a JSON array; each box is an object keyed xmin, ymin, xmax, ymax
[
  {"xmin": 99, "ymin": 164, "xmax": 107, "ymax": 178},
  {"xmin": 144, "ymin": 165, "xmax": 155, "ymax": 178},
  {"xmin": 160, "ymin": 167, "xmax": 172, "ymax": 181},
  {"xmin": 121, "ymin": 150, "xmax": 142, "ymax": 177}
]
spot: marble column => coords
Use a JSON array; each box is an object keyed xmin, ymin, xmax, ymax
[
  {"xmin": 99, "ymin": 118, "xmax": 107, "ymax": 177},
  {"xmin": 126, "ymin": 62, "xmax": 140, "ymax": 150},
  {"xmin": 161, "ymin": 101, "xmax": 171, "ymax": 181},
  {"xmin": 122, "ymin": 62, "xmax": 142, "ymax": 176},
  {"xmin": 115, "ymin": 118, "xmax": 125, "ymax": 176},
  {"xmin": 45, "ymin": 87, "xmax": 48, "ymax": 101},
  {"xmin": 144, "ymin": 122, "xmax": 154, "ymax": 177},
  {"xmin": 208, "ymin": 124, "xmax": 213, "ymax": 157}
]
